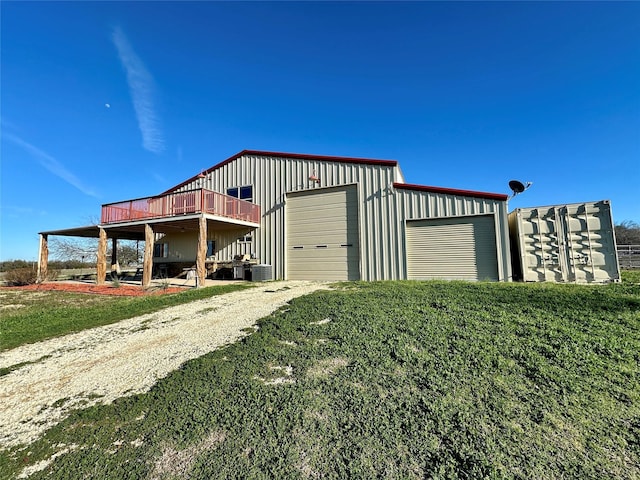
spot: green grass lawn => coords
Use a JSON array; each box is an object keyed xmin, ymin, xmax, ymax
[
  {"xmin": 1, "ymin": 281, "xmax": 639, "ymax": 479},
  {"xmin": 0, "ymin": 283, "xmax": 252, "ymax": 351},
  {"xmin": 622, "ymin": 269, "xmax": 640, "ymax": 284}
]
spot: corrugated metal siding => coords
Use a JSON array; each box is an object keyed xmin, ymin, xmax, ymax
[
  {"xmin": 406, "ymin": 216, "xmax": 498, "ymax": 281},
  {"xmin": 174, "ymin": 153, "xmax": 399, "ymax": 280},
  {"xmin": 150, "ymin": 226, "xmax": 247, "ymax": 263},
  {"xmin": 287, "ymin": 185, "xmax": 360, "ymax": 281},
  {"xmin": 396, "ymin": 190, "xmax": 510, "ymax": 281},
  {"xmin": 509, "ymin": 201, "xmax": 620, "ymax": 283},
  {"xmin": 171, "ymin": 153, "xmax": 511, "ymax": 281}
]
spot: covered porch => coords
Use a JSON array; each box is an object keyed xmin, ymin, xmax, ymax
[{"xmin": 38, "ymin": 189, "xmax": 261, "ymax": 288}]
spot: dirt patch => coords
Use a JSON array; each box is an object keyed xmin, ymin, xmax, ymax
[
  {"xmin": 0, "ymin": 304, "xmax": 25, "ymax": 311},
  {"xmin": 310, "ymin": 317, "xmax": 332, "ymax": 325},
  {"xmin": 255, "ymin": 365, "xmax": 295, "ymax": 385},
  {"xmin": 307, "ymin": 357, "xmax": 350, "ymax": 379},
  {"xmin": 150, "ymin": 431, "xmax": 226, "ymax": 479},
  {"xmin": 1, "ymin": 282, "xmax": 186, "ymax": 296}
]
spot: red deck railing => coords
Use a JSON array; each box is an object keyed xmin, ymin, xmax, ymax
[{"xmin": 101, "ymin": 189, "xmax": 261, "ymax": 225}]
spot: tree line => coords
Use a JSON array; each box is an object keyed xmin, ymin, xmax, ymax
[
  {"xmin": 0, "ymin": 239, "xmax": 142, "ymax": 272},
  {"xmin": 614, "ymin": 220, "xmax": 640, "ymax": 245}
]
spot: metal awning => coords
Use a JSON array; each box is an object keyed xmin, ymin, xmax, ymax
[
  {"xmin": 39, "ymin": 225, "xmax": 107, "ymax": 238},
  {"xmin": 39, "ymin": 213, "xmax": 258, "ymax": 241}
]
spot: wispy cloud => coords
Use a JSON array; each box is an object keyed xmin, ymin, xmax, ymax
[
  {"xmin": 4, "ymin": 132, "xmax": 99, "ymax": 198},
  {"xmin": 151, "ymin": 172, "xmax": 168, "ymax": 185},
  {"xmin": 1, "ymin": 205, "xmax": 48, "ymax": 218},
  {"xmin": 112, "ymin": 26, "xmax": 165, "ymax": 154}
]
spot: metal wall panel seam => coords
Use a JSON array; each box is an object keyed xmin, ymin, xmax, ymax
[
  {"xmin": 499, "ymin": 201, "xmax": 512, "ymax": 281},
  {"xmin": 492, "ymin": 208, "xmax": 504, "ymax": 281}
]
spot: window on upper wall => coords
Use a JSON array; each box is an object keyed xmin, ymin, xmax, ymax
[
  {"xmin": 239, "ymin": 185, "xmax": 253, "ymax": 201},
  {"xmin": 226, "ymin": 185, "xmax": 253, "ymax": 202},
  {"xmin": 227, "ymin": 186, "xmax": 254, "ymax": 243}
]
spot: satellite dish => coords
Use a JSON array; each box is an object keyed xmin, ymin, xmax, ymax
[
  {"xmin": 509, "ymin": 180, "xmax": 526, "ymax": 194},
  {"xmin": 508, "ymin": 180, "xmax": 532, "ymax": 199}
]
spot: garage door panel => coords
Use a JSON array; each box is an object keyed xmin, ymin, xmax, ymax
[
  {"xmin": 289, "ymin": 214, "xmax": 359, "ymax": 227},
  {"xmin": 288, "ymin": 260, "xmax": 354, "ymax": 271},
  {"xmin": 288, "ymin": 220, "xmax": 357, "ymax": 233},
  {"xmin": 287, "ymin": 196, "xmax": 349, "ymax": 211},
  {"xmin": 406, "ymin": 215, "xmax": 498, "ymax": 281},
  {"xmin": 288, "ymin": 233, "xmax": 358, "ymax": 243},
  {"xmin": 289, "ymin": 248, "xmax": 356, "ymax": 260},
  {"xmin": 287, "ymin": 232, "xmax": 357, "ymax": 243},
  {"xmin": 287, "ymin": 185, "xmax": 360, "ymax": 281}
]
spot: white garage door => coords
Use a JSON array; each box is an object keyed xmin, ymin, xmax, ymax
[
  {"xmin": 287, "ymin": 185, "xmax": 360, "ymax": 281},
  {"xmin": 406, "ymin": 215, "xmax": 498, "ymax": 281}
]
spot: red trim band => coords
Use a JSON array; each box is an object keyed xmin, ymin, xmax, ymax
[{"xmin": 393, "ymin": 182, "xmax": 508, "ymax": 201}]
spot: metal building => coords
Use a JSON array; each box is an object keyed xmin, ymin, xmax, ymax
[
  {"xmin": 161, "ymin": 151, "xmax": 512, "ymax": 282},
  {"xmin": 38, "ymin": 150, "xmax": 513, "ymax": 285}
]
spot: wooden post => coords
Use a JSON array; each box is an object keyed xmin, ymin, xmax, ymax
[
  {"xmin": 143, "ymin": 224, "xmax": 154, "ymax": 288},
  {"xmin": 96, "ymin": 228, "xmax": 107, "ymax": 285},
  {"xmin": 37, "ymin": 234, "xmax": 49, "ymax": 283},
  {"xmin": 196, "ymin": 216, "xmax": 207, "ymax": 287},
  {"xmin": 111, "ymin": 238, "xmax": 119, "ymax": 277}
]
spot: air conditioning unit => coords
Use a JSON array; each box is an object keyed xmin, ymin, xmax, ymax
[{"xmin": 251, "ymin": 264, "xmax": 272, "ymax": 282}]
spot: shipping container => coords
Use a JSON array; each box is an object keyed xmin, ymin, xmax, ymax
[{"xmin": 508, "ymin": 200, "xmax": 620, "ymax": 283}]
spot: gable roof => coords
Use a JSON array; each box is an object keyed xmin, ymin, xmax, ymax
[
  {"xmin": 162, "ymin": 149, "xmax": 507, "ymax": 201},
  {"xmin": 163, "ymin": 149, "xmax": 399, "ymax": 194},
  {"xmin": 393, "ymin": 182, "xmax": 508, "ymax": 201}
]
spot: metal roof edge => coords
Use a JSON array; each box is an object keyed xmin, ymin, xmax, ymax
[
  {"xmin": 393, "ymin": 182, "xmax": 509, "ymax": 201},
  {"xmin": 508, "ymin": 199, "xmax": 612, "ymax": 214},
  {"xmin": 39, "ymin": 225, "xmax": 101, "ymax": 238}
]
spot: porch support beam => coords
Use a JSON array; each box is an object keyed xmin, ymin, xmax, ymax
[
  {"xmin": 37, "ymin": 234, "xmax": 49, "ymax": 283},
  {"xmin": 142, "ymin": 224, "xmax": 154, "ymax": 288},
  {"xmin": 196, "ymin": 216, "xmax": 207, "ymax": 287},
  {"xmin": 111, "ymin": 238, "xmax": 119, "ymax": 278},
  {"xmin": 96, "ymin": 227, "xmax": 107, "ymax": 285}
]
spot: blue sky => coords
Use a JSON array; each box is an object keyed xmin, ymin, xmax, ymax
[{"xmin": 1, "ymin": 1, "xmax": 639, "ymax": 261}]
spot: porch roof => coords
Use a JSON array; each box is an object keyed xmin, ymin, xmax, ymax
[
  {"xmin": 39, "ymin": 225, "xmax": 106, "ymax": 239},
  {"xmin": 40, "ymin": 214, "xmax": 258, "ymax": 241}
]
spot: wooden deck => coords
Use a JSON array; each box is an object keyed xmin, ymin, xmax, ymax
[{"xmin": 101, "ymin": 188, "xmax": 260, "ymax": 225}]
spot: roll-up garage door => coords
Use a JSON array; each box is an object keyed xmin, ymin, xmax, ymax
[
  {"xmin": 287, "ymin": 185, "xmax": 360, "ymax": 281},
  {"xmin": 406, "ymin": 215, "xmax": 498, "ymax": 281}
]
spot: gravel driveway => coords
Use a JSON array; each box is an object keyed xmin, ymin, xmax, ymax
[{"xmin": 0, "ymin": 281, "xmax": 328, "ymax": 450}]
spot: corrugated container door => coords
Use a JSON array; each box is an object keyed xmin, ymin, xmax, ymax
[
  {"xmin": 561, "ymin": 203, "xmax": 620, "ymax": 283},
  {"xmin": 509, "ymin": 200, "xmax": 620, "ymax": 283},
  {"xmin": 286, "ymin": 185, "xmax": 360, "ymax": 281},
  {"xmin": 405, "ymin": 215, "xmax": 499, "ymax": 281},
  {"xmin": 513, "ymin": 207, "xmax": 566, "ymax": 282}
]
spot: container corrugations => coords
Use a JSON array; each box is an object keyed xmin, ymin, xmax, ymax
[{"xmin": 508, "ymin": 200, "xmax": 620, "ymax": 283}]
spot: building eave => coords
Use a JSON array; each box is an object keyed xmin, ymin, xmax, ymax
[
  {"xmin": 393, "ymin": 182, "xmax": 508, "ymax": 201},
  {"xmin": 39, "ymin": 225, "xmax": 102, "ymax": 238}
]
